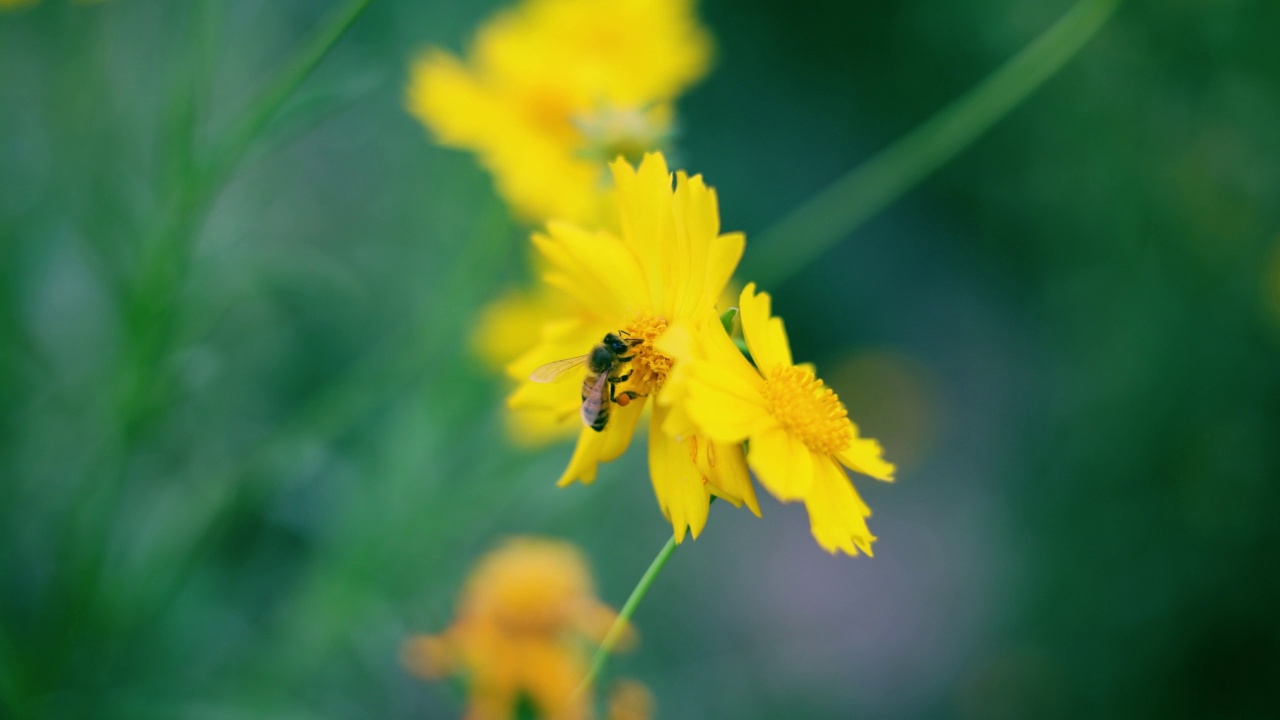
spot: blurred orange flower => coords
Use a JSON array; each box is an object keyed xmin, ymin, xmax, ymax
[{"xmin": 404, "ymin": 537, "xmax": 637, "ymax": 720}]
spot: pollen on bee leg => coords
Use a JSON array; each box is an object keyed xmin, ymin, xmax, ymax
[{"xmin": 616, "ymin": 393, "xmax": 631, "ymax": 407}]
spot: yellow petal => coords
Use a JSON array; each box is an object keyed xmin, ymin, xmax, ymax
[
  {"xmin": 678, "ymin": 320, "xmax": 770, "ymax": 443},
  {"xmin": 612, "ymin": 153, "xmax": 675, "ymax": 308},
  {"xmin": 738, "ymin": 283, "xmax": 792, "ymax": 373},
  {"xmin": 669, "ymin": 171, "xmax": 718, "ymax": 317},
  {"xmin": 746, "ymin": 424, "xmax": 813, "ymax": 501},
  {"xmin": 837, "ymin": 436, "xmax": 896, "ymax": 482},
  {"xmin": 804, "ymin": 455, "xmax": 876, "ymax": 556},
  {"xmin": 535, "ymin": 224, "xmax": 648, "ymax": 320},
  {"xmin": 485, "ymin": 131, "xmax": 605, "ymax": 225},
  {"xmin": 706, "ymin": 439, "xmax": 761, "ymax": 518},
  {"xmin": 508, "ymin": 364, "xmax": 583, "ymax": 414},
  {"xmin": 405, "ymin": 50, "xmax": 500, "ymax": 148},
  {"xmin": 600, "ymin": 395, "xmax": 647, "ymax": 463},
  {"xmin": 674, "ymin": 172, "xmax": 720, "ymax": 255},
  {"xmin": 471, "ymin": 286, "xmax": 565, "ymax": 370},
  {"xmin": 558, "ymin": 425, "xmax": 611, "ymax": 486},
  {"xmin": 703, "ymin": 231, "xmax": 744, "ymax": 313},
  {"xmin": 647, "ymin": 406, "xmax": 711, "ymax": 541},
  {"xmin": 652, "ymin": 316, "xmax": 701, "ymax": 417},
  {"xmin": 684, "ymin": 363, "xmax": 772, "ymax": 443},
  {"xmin": 556, "ymin": 397, "xmax": 646, "ymax": 486},
  {"xmin": 507, "ymin": 315, "xmax": 601, "ymax": 381},
  {"xmin": 504, "ymin": 404, "xmax": 581, "ymax": 447},
  {"xmin": 406, "ymin": 50, "xmax": 605, "ymax": 225}
]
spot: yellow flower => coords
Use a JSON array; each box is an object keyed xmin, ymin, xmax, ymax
[
  {"xmin": 679, "ymin": 283, "xmax": 896, "ymax": 556},
  {"xmin": 406, "ymin": 0, "xmax": 711, "ymax": 225},
  {"xmin": 404, "ymin": 537, "xmax": 632, "ymax": 720},
  {"xmin": 508, "ymin": 152, "xmax": 760, "ymax": 541},
  {"xmin": 473, "ymin": 288, "xmax": 560, "ymax": 370}
]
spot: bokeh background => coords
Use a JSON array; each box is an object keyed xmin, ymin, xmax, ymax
[{"xmin": 3, "ymin": 0, "xmax": 1279, "ymax": 718}]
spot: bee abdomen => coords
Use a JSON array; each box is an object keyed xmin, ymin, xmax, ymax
[
  {"xmin": 590, "ymin": 404, "xmax": 609, "ymax": 432},
  {"xmin": 581, "ymin": 371, "xmax": 609, "ymax": 432}
]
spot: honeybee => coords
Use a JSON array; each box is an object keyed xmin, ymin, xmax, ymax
[{"xmin": 529, "ymin": 332, "xmax": 643, "ymax": 432}]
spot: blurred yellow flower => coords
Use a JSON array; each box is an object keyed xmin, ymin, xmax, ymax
[
  {"xmin": 406, "ymin": 0, "xmax": 711, "ymax": 226},
  {"xmin": 404, "ymin": 537, "xmax": 633, "ymax": 720},
  {"xmin": 605, "ymin": 680, "xmax": 654, "ymax": 720},
  {"xmin": 472, "ymin": 285, "xmax": 586, "ymax": 445},
  {"xmin": 678, "ymin": 283, "xmax": 896, "ymax": 556},
  {"xmin": 473, "ymin": 288, "xmax": 560, "ymax": 369},
  {"xmin": 509, "ymin": 152, "xmax": 760, "ymax": 541}
]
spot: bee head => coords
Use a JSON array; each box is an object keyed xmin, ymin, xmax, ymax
[{"xmin": 602, "ymin": 333, "xmax": 633, "ymax": 355}]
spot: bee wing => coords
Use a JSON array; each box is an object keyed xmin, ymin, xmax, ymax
[
  {"xmin": 581, "ymin": 371, "xmax": 610, "ymax": 427},
  {"xmin": 529, "ymin": 355, "xmax": 589, "ymax": 383}
]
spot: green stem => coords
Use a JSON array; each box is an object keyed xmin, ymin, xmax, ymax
[
  {"xmin": 743, "ymin": 0, "xmax": 1125, "ymax": 286},
  {"xmin": 576, "ymin": 534, "xmax": 680, "ymax": 696}
]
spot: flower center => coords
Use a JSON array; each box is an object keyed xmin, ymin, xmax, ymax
[
  {"xmin": 620, "ymin": 316, "xmax": 671, "ymax": 395},
  {"xmin": 762, "ymin": 365, "xmax": 853, "ymax": 455},
  {"xmin": 573, "ymin": 106, "xmax": 670, "ymax": 165}
]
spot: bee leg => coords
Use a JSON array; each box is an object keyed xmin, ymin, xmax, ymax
[
  {"xmin": 608, "ymin": 380, "xmax": 640, "ymax": 403},
  {"xmin": 616, "ymin": 355, "xmax": 633, "ymax": 363}
]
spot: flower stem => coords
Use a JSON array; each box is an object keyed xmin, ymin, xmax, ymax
[
  {"xmin": 576, "ymin": 534, "xmax": 680, "ymax": 696},
  {"xmin": 744, "ymin": 0, "xmax": 1125, "ymax": 286}
]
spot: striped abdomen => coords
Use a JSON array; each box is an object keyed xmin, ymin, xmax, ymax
[{"xmin": 581, "ymin": 371, "xmax": 610, "ymax": 432}]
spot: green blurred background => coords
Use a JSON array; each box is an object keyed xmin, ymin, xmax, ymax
[{"xmin": 3, "ymin": 0, "xmax": 1279, "ymax": 718}]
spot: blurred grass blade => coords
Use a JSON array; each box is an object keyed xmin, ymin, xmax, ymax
[
  {"xmin": 744, "ymin": 0, "xmax": 1125, "ymax": 285},
  {"xmin": 116, "ymin": 0, "xmax": 378, "ymax": 439},
  {"xmin": 62, "ymin": 0, "xmax": 381, "ymax": 687},
  {"xmin": 254, "ymin": 72, "xmax": 385, "ymax": 161},
  {"xmin": 200, "ymin": 0, "xmax": 376, "ymax": 195}
]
